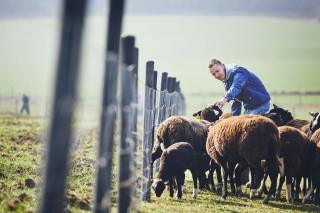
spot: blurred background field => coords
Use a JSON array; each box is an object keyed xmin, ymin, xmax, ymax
[{"xmin": 1, "ymin": 15, "xmax": 319, "ymax": 120}]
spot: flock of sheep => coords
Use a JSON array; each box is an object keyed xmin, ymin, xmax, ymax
[{"xmin": 150, "ymin": 104, "xmax": 320, "ymax": 205}]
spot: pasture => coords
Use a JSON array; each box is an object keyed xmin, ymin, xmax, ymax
[
  {"xmin": 0, "ymin": 15, "xmax": 320, "ymax": 212},
  {"xmin": 1, "ymin": 113, "xmax": 320, "ymax": 212},
  {"xmin": 0, "ymin": 15, "xmax": 320, "ymax": 119}
]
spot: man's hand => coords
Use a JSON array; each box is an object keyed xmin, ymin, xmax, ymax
[{"xmin": 214, "ymin": 97, "xmax": 229, "ymax": 108}]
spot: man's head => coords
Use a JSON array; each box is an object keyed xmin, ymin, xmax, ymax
[{"xmin": 208, "ymin": 59, "xmax": 226, "ymax": 81}]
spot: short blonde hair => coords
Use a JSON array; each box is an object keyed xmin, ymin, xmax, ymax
[{"xmin": 208, "ymin": 59, "xmax": 222, "ymax": 68}]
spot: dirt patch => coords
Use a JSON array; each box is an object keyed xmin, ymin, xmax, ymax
[
  {"xmin": 67, "ymin": 193, "xmax": 91, "ymax": 210},
  {"xmin": 0, "ymin": 172, "xmax": 7, "ymax": 179},
  {"xmin": 18, "ymin": 192, "xmax": 29, "ymax": 202},
  {"xmin": 25, "ymin": 178, "xmax": 36, "ymax": 188},
  {"xmin": 6, "ymin": 197, "xmax": 20, "ymax": 211}
]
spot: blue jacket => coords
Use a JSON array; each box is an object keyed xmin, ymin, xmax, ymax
[{"xmin": 223, "ymin": 64, "xmax": 270, "ymax": 116}]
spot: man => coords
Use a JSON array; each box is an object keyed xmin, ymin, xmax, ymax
[
  {"xmin": 209, "ymin": 59, "xmax": 270, "ymax": 116},
  {"xmin": 209, "ymin": 59, "xmax": 270, "ymax": 185},
  {"xmin": 20, "ymin": 94, "xmax": 30, "ymax": 115}
]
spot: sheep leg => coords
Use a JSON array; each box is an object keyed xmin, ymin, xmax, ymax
[
  {"xmin": 286, "ymin": 176, "xmax": 293, "ymax": 203},
  {"xmin": 314, "ymin": 186, "xmax": 320, "ymax": 203},
  {"xmin": 216, "ymin": 164, "xmax": 223, "ymax": 192},
  {"xmin": 263, "ymin": 168, "xmax": 278, "ymax": 204},
  {"xmin": 169, "ymin": 177, "xmax": 174, "ymax": 198},
  {"xmin": 294, "ymin": 176, "xmax": 302, "ymax": 202},
  {"xmin": 221, "ymin": 163, "xmax": 229, "ymax": 200},
  {"xmin": 275, "ymin": 176, "xmax": 285, "ymax": 201},
  {"xmin": 175, "ymin": 171, "xmax": 185, "ymax": 199},
  {"xmin": 228, "ymin": 163, "xmax": 236, "ymax": 195},
  {"xmin": 301, "ymin": 177, "xmax": 306, "ymax": 197},
  {"xmin": 235, "ymin": 165, "xmax": 247, "ymax": 196},
  {"xmin": 247, "ymin": 166, "xmax": 255, "ymax": 188},
  {"xmin": 250, "ymin": 169, "xmax": 263, "ymax": 200},
  {"xmin": 190, "ymin": 167, "xmax": 198, "ymax": 199},
  {"xmin": 208, "ymin": 165, "xmax": 216, "ymax": 192},
  {"xmin": 258, "ymin": 172, "xmax": 268, "ymax": 198}
]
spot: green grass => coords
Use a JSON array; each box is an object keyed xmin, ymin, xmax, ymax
[{"xmin": 1, "ymin": 113, "xmax": 320, "ymax": 212}]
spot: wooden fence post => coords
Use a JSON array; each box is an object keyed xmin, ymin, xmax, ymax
[
  {"xmin": 166, "ymin": 77, "xmax": 173, "ymax": 118},
  {"xmin": 118, "ymin": 35, "xmax": 136, "ymax": 213},
  {"xmin": 131, "ymin": 46, "xmax": 139, "ymax": 208},
  {"xmin": 94, "ymin": 0, "xmax": 125, "ymax": 212},
  {"xmin": 142, "ymin": 61, "xmax": 154, "ymax": 201},
  {"xmin": 154, "ymin": 72, "xmax": 168, "ymax": 172},
  {"xmin": 40, "ymin": 0, "xmax": 87, "ymax": 212}
]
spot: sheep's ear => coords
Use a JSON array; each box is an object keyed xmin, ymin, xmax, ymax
[
  {"xmin": 193, "ymin": 110, "xmax": 202, "ymax": 117},
  {"xmin": 309, "ymin": 112, "xmax": 315, "ymax": 117},
  {"xmin": 273, "ymin": 104, "xmax": 278, "ymax": 108},
  {"xmin": 212, "ymin": 105, "xmax": 223, "ymax": 116}
]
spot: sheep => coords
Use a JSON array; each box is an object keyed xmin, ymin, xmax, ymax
[
  {"xmin": 151, "ymin": 142, "xmax": 198, "ymax": 199},
  {"xmin": 206, "ymin": 114, "xmax": 281, "ymax": 204},
  {"xmin": 151, "ymin": 116, "xmax": 220, "ymax": 191},
  {"xmin": 303, "ymin": 128, "xmax": 320, "ymax": 204},
  {"xmin": 192, "ymin": 104, "xmax": 223, "ymax": 122},
  {"xmin": 272, "ymin": 126, "xmax": 313, "ymax": 203},
  {"xmin": 152, "ymin": 116, "xmax": 210, "ymax": 162}
]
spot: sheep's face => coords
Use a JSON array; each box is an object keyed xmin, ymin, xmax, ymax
[
  {"xmin": 152, "ymin": 178, "xmax": 166, "ymax": 197},
  {"xmin": 193, "ymin": 105, "xmax": 223, "ymax": 122},
  {"xmin": 310, "ymin": 112, "xmax": 320, "ymax": 133}
]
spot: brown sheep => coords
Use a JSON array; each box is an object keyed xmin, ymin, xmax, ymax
[
  {"xmin": 286, "ymin": 119, "xmax": 310, "ymax": 130},
  {"xmin": 303, "ymin": 128, "xmax": 320, "ymax": 203},
  {"xmin": 272, "ymin": 126, "xmax": 313, "ymax": 203},
  {"xmin": 151, "ymin": 116, "xmax": 218, "ymax": 190},
  {"xmin": 206, "ymin": 114, "xmax": 280, "ymax": 204},
  {"xmin": 152, "ymin": 116, "xmax": 210, "ymax": 162}
]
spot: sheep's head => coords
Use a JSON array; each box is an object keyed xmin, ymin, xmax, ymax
[
  {"xmin": 261, "ymin": 112, "xmax": 283, "ymax": 126},
  {"xmin": 151, "ymin": 178, "xmax": 166, "ymax": 197},
  {"xmin": 268, "ymin": 104, "xmax": 293, "ymax": 126},
  {"xmin": 309, "ymin": 112, "xmax": 320, "ymax": 133},
  {"xmin": 193, "ymin": 105, "xmax": 223, "ymax": 122}
]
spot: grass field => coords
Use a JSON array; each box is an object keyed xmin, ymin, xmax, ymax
[{"xmin": 1, "ymin": 113, "xmax": 320, "ymax": 212}]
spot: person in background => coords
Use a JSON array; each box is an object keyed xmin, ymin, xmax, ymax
[
  {"xmin": 208, "ymin": 58, "xmax": 271, "ymax": 184},
  {"xmin": 20, "ymin": 94, "xmax": 30, "ymax": 115}
]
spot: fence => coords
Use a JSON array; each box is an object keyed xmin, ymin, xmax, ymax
[{"xmin": 15, "ymin": 0, "xmax": 186, "ymax": 212}]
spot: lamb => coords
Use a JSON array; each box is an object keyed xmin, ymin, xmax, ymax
[
  {"xmin": 206, "ymin": 114, "xmax": 281, "ymax": 204},
  {"xmin": 151, "ymin": 142, "xmax": 198, "ymax": 199},
  {"xmin": 192, "ymin": 104, "xmax": 223, "ymax": 122}
]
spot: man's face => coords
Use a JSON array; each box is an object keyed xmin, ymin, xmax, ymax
[{"xmin": 209, "ymin": 64, "xmax": 225, "ymax": 81}]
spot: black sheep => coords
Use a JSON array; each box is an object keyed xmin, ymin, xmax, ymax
[{"xmin": 151, "ymin": 142, "xmax": 198, "ymax": 199}]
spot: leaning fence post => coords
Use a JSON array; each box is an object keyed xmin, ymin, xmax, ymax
[
  {"xmin": 142, "ymin": 61, "xmax": 154, "ymax": 201},
  {"xmin": 118, "ymin": 35, "xmax": 136, "ymax": 213},
  {"xmin": 40, "ymin": 0, "xmax": 87, "ymax": 212},
  {"xmin": 131, "ymin": 46, "xmax": 139, "ymax": 209},
  {"xmin": 154, "ymin": 72, "xmax": 168, "ymax": 172},
  {"xmin": 94, "ymin": 0, "xmax": 125, "ymax": 212},
  {"xmin": 166, "ymin": 77, "xmax": 172, "ymax": 118}
]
